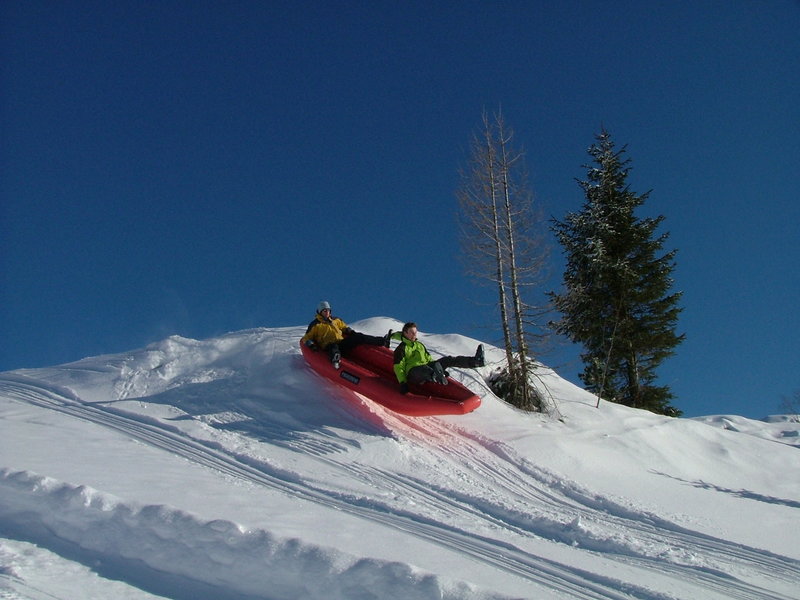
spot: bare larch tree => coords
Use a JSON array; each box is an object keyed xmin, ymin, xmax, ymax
[{"xmin": 457, "ymin": 110, "xmax": 550, "ymax": 411}]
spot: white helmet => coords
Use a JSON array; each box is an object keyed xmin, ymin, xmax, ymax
[{"xmin": 317, "ymin": 300, "xmax": 331, "ymax": 314}]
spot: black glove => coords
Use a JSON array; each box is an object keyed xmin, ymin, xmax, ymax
[
  {"xmin": 304, "ymin": 339, "xmax": 316, "ymax": 350},
  {"xmin": 400, "ymin": 382, "xmax": 409, "ymax": 395}
]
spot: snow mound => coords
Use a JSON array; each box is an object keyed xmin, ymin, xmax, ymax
[
  {"xmin": 0, "ymin": 469, "xmax": 490, "ymax": 600},
  {"xmin": 1, "ymin": 321, "xmax": 798, "ymax": 599}
]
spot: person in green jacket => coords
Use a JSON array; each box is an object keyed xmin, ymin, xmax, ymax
[{"xmin": 391, "ymin": 322, "xmax": 484, "ymax": 394}]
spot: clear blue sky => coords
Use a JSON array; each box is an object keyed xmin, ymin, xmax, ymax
[{"xmin": 2, "ymin": 1, "xmax": 798, "ymax": 419}]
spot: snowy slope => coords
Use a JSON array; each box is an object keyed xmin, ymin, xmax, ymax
[{"xmin": 1, "ymin": 318, "xmax": 798, "ymax": 600}]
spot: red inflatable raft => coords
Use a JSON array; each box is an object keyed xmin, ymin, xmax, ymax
[{"xmin": 300, "ymin": 341, "xmax": 481, "ymax": 416}]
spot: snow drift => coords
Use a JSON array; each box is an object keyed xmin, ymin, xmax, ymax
[{"xmin": 1, "ymin": 318, "xmax": 798, "ymax": 600}]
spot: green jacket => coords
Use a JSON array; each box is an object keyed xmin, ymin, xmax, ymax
[{"xmin": 392, "ymin": 332, "xmax": 433, "ymax": 383}]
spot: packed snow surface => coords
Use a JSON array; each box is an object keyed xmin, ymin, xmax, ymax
[{"xmin": 1, "ymin": 318, "xmax": 798, "ymax": 599}]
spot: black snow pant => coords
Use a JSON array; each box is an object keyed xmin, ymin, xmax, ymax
[
  {"xmin": 326, "ymin": 332, "xmax": 385, "ymax": 361},
  {"xmin": 406, "ymin": 355, "xmax": 477, "ymax": 385}
]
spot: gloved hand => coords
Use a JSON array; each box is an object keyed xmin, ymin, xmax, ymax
[
  {"xmin": 400, "ymin": 382, "xmax": 409, "ymax": 395},
  {"xmin": 304, "ymin": 339, "xmax": 316, "ymax": 350}
]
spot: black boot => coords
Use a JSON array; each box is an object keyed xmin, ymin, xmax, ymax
[
  {"xmin": 432, "ymin": 362, "xmax": 448, "ymax": 385},
  {"xmin": 474, "ymin": 344, "xmax": 485, "ymax": 367},
  {"xmin": 329, "ymin": 344, "xmax": 342, "ymax": 369}
]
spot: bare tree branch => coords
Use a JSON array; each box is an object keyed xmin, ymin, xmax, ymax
[{"xmin": 457, "ymin": 110, "xmax": 554, "ymax": 412}]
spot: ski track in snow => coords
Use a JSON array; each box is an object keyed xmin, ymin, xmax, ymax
[
  {"xmin": 1, "ymin": 333, "xmax": 798, "ymax": 600},
  {"xmin": 373, "ymin": 416, "xmax": 799, "ymax": 600}
]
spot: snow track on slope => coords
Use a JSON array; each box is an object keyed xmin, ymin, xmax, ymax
[
  {"xmin": 381, "ymin": 415, "xmax": 800, "ymax": 600},
  {"xmin": 2, "ymin": 373, "xmax": 798, "ymax": 600},
  {"xmin": 0, "ymin": 375, "xmax": 652, "ymax": 600}
]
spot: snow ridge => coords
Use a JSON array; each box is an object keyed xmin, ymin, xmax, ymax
[
  {"xmin": 0, "ymin": 469, "xmax": 483, "ymax": 600},
  {"xmin": 1, "ymin": 319, "xmax": 798, "ymax": 600}
]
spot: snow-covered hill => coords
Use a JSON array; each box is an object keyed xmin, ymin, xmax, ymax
[{"xmin": 1, "ymin": 318, "xmax": 798, "ymax": 600}]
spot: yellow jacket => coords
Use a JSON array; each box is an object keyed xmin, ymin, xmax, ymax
[{"xmin": 301, "ymin": 314, "xmax": 350, "ymax": 349}]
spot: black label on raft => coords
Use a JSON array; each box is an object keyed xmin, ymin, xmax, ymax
[{"xmin": 340, "ymin": 371, "xmax": 360, "ymax": 385}]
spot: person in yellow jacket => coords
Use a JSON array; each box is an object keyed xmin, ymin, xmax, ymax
[
  {"xmin": 391, "ymin": 322, "xmax": 484, "ymax": 393},
  {"xmin": 301, "ymin": 301, "xmax": 390, "ymax": 368}
]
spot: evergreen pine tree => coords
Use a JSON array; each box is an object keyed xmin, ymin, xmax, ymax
[{"xmin": 551, "ymin": 130, "xmax": 684, "ymax": 416}]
